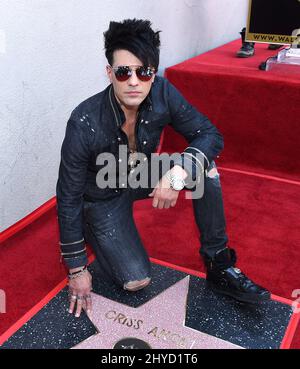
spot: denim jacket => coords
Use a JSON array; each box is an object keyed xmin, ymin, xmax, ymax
[{"xmin": 56, "ymin": 76, "xmax": 224, "ymax": 268}]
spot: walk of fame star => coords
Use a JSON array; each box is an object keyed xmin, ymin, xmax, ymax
[{"xmin": 73, "ymin": 276, "xmax": 242, "ymax": 349}]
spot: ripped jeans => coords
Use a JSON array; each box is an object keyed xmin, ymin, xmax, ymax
[{"xmin": 83, "ymin": 161, "xmax": 228, "ymax": 289}]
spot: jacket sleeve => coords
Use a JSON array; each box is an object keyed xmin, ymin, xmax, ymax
[
  {"xmin": 166, "ymin": 80, "xmax": 224, "ymax": 181},
  {"xmin": 56, "ymin": 114, "xmax": 90, "ymax": 269}
]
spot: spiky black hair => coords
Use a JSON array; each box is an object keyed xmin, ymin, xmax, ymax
[{"xmin": 104, "ymin": 19, "xmax": 161, "ymax": 71}]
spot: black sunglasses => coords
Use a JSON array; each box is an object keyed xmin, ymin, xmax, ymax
[{"xmin": 110, "ymin": 65, "xmax": 155, "ymax": 82}]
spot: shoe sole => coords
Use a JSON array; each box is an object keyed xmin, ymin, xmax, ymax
[
  {"xmin": 236, "ymin": 54, "xmax": 255, "ymax": 58},
  {"xmin": 207, "ymin": 281, "xmax": 271, "ymax": 304},
  {"xmin": 123, "ymin": 277, "xmax": 151, "ymax": 292}
]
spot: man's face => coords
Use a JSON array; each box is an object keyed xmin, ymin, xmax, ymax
[{"xmin": 106, "ymin": 49, "xmax": 155, "ymax": 110}]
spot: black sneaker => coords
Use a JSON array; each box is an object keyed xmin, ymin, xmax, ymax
[
  {"xmin": 237, "ymin": 27, "xmax": 255, "ymax": 58},
  {"xmin": 268, "ymin": 44, "xmax": 283, "ymax": 50},
  {"xmin": 204, "ymin": 248, "xmax": 271, "ymax": 304}
]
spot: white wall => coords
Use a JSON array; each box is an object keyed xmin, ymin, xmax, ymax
[{"xmin": 0, "ymin": 0, "xmax": 248, "ymax": 231}]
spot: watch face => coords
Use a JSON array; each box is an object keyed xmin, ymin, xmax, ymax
[{"xmin": 173, "ymin": 180, "xmax": 184, "ymax": 191}]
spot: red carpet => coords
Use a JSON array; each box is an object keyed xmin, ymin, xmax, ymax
[
  {"xmin": 1, "ymin": 39, "xmax": 300, "ymax": 348},
  {"xmin": 134, "ymin": 170, "xmax": 300, "ymax": 304},
  {"xmin": 164, "ymin": 39, "xmax": 300, "ymax": 181}
]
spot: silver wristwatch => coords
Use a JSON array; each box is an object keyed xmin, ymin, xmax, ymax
[{"xmin": 166, "ymin": 171, "xmax": 186, "ymax": 191}]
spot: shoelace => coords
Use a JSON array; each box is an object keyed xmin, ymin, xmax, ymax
[{"xmin": 234, "ymin": 269, "xmax": 255, "ymax": 289}]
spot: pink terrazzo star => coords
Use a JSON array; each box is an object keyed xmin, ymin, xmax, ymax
[{"xmin": 73, "ymin": 277, "xmax": 242, "ymax": 349}]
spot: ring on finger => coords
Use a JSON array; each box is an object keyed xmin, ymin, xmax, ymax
[{"xmin": 70, "ymin": 295, "xmax": 77, "ymax": 301}]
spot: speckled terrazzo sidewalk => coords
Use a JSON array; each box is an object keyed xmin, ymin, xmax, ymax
[{"xmin": 0, "ymin": 262, "xmax": 293, "ymax": 349}]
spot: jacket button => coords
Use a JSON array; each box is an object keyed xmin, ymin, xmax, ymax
[
  {"xmin": 117, "ymin": 137, "xmax": 121, "ymax": 141},
  {"xmin": 143, "ymin": 141, "xmax": 147, "ymax": 145}
]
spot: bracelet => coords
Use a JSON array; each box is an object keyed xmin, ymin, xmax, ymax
[
  {"xmin": 68, "ymin": 265, "xmax": 88, "ymax": 280},
  {"xmin": 69, "ymin": 265, "xmax": 87, "ymax": 275}
]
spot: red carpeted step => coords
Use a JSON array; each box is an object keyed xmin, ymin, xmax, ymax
[
  {"xmin": 164, "ymin": 39, "xmax": 300, "ymax": 182},
  {"xmin": 290, "ymin": 322, "xmax": 300, "ymax": 349},
  {"xmin": 134, "ymin": 169, "xmax": 300, "ymax": 302},
  {"xmin": 0, "ymin": 207, "xmax": 63, "ymax": 335},
  {"xmin": 0, "ymin": 207, "xmax": 93, "ymax": 337}
]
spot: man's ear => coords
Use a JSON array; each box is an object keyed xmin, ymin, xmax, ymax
[{"xmin": 106, "ymin": 65, "xmax": 113, "ymax": 83}]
